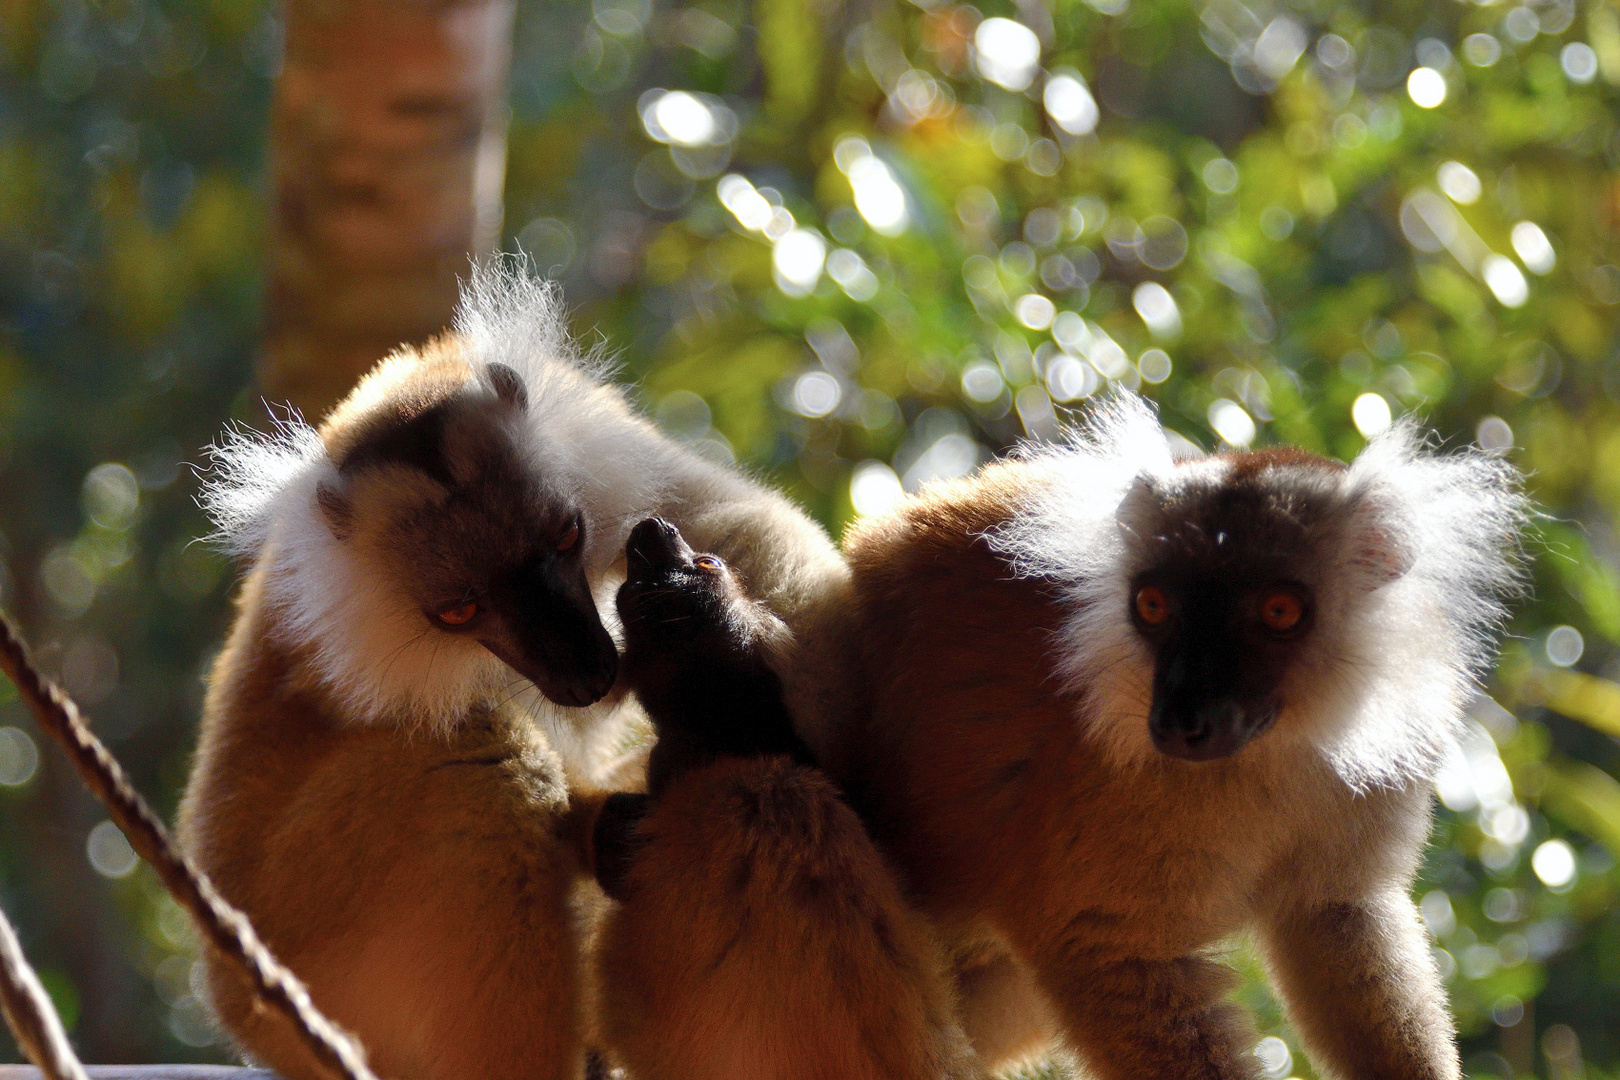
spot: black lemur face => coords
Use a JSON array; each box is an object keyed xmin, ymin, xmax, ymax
[
  {"xmin": 617, "ymin": 517, "xmax": 764, "ymax": 710},
  {"xmin": 616, "ymin": 518, "xmax": 812, "ymax": 788},
  {"xmin": 325, "ymin": 364, "xmax": 618, "ymax": 708},
  {"xmin": 1125, "ymin": 456, "xmax": 1347, "ymax": 762},
  {"xmin": 1131, "ymin": 568, "xmax": 1313, "ymax": 761},
  {"xmin": 618, "ymin": 517, "xmax": 754, "ymax": 665}
]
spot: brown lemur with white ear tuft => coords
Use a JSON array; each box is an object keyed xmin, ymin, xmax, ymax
[
  {"xmin": 587, "ymin": 518, "xmax": 982, "ymax": 1080},
  {"xmin": 177, "ymin": 262, "xmax": 852, "ymax": 1080},
  {"xmin": 807, "ymin": 393, "xmax": 1529, "ymax": 1080}
]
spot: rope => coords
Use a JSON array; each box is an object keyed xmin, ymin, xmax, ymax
[
  {"xmin": 0, "ymin": 612, "xmax": 378, "ymax": 1080},
  {"xmin": 0, "ymin": 902, "xmax": 88, "ymax": 1080}
]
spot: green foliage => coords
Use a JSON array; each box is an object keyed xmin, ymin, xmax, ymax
[
  {"xmin": 1, "ymin": 0, "xmax": 1619, "ymax": 1075},
  {"xmin": 514, "ymin": 0, "xmax": 1620, "ymax": 1074}
]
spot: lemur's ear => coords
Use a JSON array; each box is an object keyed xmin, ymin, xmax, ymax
[
  {"xmin": 487, "ymin": 364, "xmax": 528, "ymax": 410},
  {"xmin": 1113, "ymin": 474, "xmax": 1163, "ymax": 543},
  {"xmin": 316, "ymin": 481, "xmax": 354, "ymax": 542},
  {"xmin": 1345, "ymin": 496, "xmax": 1413, "ymax": 589}
]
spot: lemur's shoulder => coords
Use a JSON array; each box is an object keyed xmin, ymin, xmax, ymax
[{"xmin": 842, "ymin": 460, "xmax": 1039, "ymax": 595}]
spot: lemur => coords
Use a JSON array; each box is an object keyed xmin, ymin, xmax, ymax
[
  {"xmin": 178, "ymin": 264, "xmax": 851, "ymax": 1080},
  {"xmin": 813, "ymin": 393, "xmax": 1528, "ymax": 1080},
  {"xmin": 584, "ymin": 517, "xmax": 982, "ymax": 1080}
]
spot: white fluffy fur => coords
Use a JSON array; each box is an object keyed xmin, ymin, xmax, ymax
[
  {"xmin": 454, "ymin": 254, "xmax": 615, "ymax": 384},
  {"xmin": 989, "ymin": 393, "xmax": 1528, "ymax": 792},
  {"xmin": 200, "ymin": 259, "xmax": 693, "ymax": 733},
  {"xmin": 200, "ymin": 410, "xmax": 330, "ymax": 561}
]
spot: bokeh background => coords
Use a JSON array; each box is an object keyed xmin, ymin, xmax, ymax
[{"xmin": 2, "ymin": 0, "xmax": 1620, "ymax": 1076}]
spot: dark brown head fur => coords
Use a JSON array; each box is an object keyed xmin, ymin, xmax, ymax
[{"xmin": 318, "ymin": 359, "xmax": 618, "ymax": 708}]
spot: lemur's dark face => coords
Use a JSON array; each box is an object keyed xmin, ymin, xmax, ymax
[
  {"xmin": 1120, "ymin": 450, "xmax": 1389, "ymax": 762},
  {"xmin": 1130, "ymin": 563, "xmax": 1313, "ymax": 762},
  {"xmin": 322, "ymin": 363, "xmax": 618, "ymax": 708},
  {"xmin": 615, "ymin": 517, "xmax": 754, "ymax": 673}
]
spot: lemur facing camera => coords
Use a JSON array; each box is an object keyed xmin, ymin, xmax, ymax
[
  {"xmin": 177, "ymin": 263, "xmax": 850, "ymax": 1080},
  {"xmin": 820, "ymin": 394, "xmax": 1528, "ymax": 1080},
  {"xmin": 587, "ymin": 518, "xmax": 982, "ymax": 1080}
]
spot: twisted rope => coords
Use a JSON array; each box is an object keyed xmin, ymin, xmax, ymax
[
  {"xmin": 0, "ymin": 612, "xmax": 377, "ymax": 1080},
  {"xmin": 0, "ymin": 902, "xmax": 87, "ymax": 1080}
]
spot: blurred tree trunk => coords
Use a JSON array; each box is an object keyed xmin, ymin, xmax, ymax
[{"xmin": 261, "ymin": 0, "xmax": 516, "ymax": 420}]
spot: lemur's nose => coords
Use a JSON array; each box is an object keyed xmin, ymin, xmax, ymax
[{"xmin": 625, "ymin": 517, "xmax": 693, "ymax": 580}]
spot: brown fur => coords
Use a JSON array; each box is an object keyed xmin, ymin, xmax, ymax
[
  {"xmin": 179, "ymin": 568, "xmax": 591, "ymax": 1080},
  {"xmin": 583, "ymin": 521, "xmax": 980, "ymax": 1080},
  {"xmin": 832, "ymin": 462, "xmax": 1459, "ymax": 1080},
  {"xmin": 181, "ymin": 326, "xmax": 855, "ymax": 1080},
  {"xmin": 597, "ymin": 757, "xmax": 980, "ymax": 1080}
]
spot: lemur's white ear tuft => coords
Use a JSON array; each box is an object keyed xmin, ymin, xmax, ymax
[
  {"xmin": 198, "ymin": 409, "xmax": 328, "ymax": 558},
  {"xmin": 1345, "ymin": 416, "xmax": 1531, "ymax": 676},
  {"xmin": 454, "ymin": 254, "xmax": 615, "ymax": 383}
]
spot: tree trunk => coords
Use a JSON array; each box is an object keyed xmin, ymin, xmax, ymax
[{"xmin": 261, "ymin": 0, "xmax": 516, "ymax": 420}]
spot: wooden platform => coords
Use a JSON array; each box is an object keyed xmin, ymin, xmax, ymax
[{"xmin": 0, "ymin": 1069, "xmax": 276, "ymax": 1080}]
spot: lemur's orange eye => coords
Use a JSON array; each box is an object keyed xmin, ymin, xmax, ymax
[
  {"xmin": 435, "ymin": 602, "xmax": 478, "ymax": 627},
  {"xmin": 1134, "ymin": 586, "xmax": 1170, "ymax": 626},
  {"xmin": 692, "ymin": 555, "xmax": 723, "ymax": 571},
  {"xmin": 556, "ymin": 521, "xmax": 581, "ymax": 551},
  {"xmin": 1260, "ymin": 592, "xmax": 1304, "ymax": 632}
]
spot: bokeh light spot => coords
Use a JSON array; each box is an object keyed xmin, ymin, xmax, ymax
[
  {"xmin": 1561, "ymin": 42, "xmax": 1598, "ymax": 84},
  {"xmin": 87, "ymin": 820, "xmax": 138, "ymax": 878},
  {"xmin": 1044, "ymin": 72, "xmax": 1098, "ymax": 135},
  {"xmin": 641, "ymin": 90, "xmax": 725, "ymax": 147},
  {"xmin": 1545, "ymin": 625, "xmax": 1584, "ymax": 667},
  {"xmin": 1253, "ymin": 18, "xmax": 1306, "ymax": 81},
  {"xmin": 0, "ymin": 727, "xmax": 40, "ymax": 787},
  {"xmin": 1463, "ymin": 33, "xmax": 1502, "ymax": 66},
  {"xmin": 1132, "ymin": 282, "xmax": 1181, "ymax": 339},
  {"xmin": 1437, "ymin": 161, "xmax": 1481, "ymax": 205},
  {"xmin": 1407, "ymin": 67, "xmax": 1447, "ymax": 108},
  {"xmin": 1421, "ymin": 890, "xmax": 1456, "ymax": 937},
  {"xmin": 1483, "ymin": 255, "xmax": 1529, "ymax": 307},
  {"xmin": 1014, "ymin": 293, "xmax": 1055, "ymax": 330},
  {"xmin": 850, "ymin": 461, "xmax": 904, "ymax": 517},
  {"xmin": 1351, "ymin": 392, "xmax": 1392, "ymax": 437},
  {"xmin": 1531, "ymin": 839, "xmax": 1577, "ymax": 888},
  {"xmin": 826, "ymin": 248, "xmax": 879, "ymax": 301},
  {"xmin": 1137, "ymin": 348, "xmax": 1172, "ymax": 384},
  {"xmin": 961, "ymin": 361, "xmax": 1005, "ymax": 403},
  {"xmin": 83, "ymin": 463, "xmax": 139, "ymax": 530},
  {"xmin": 974, "ymin": 18, "xmax": 1041, "ymax": 91},
  {"xmin": 1511, "ymin": 221, "xmax": 1555, "ymax": 275},
  {"xmin": 1201, "ymin": 157, "xmax": 1238, "ymax": 194},
  {"xmin": 1254, "ymin": 1035, "xmax": 1293, "ymax": 1080},
  {"xmin": 836, "ymin": 141, "xmax": 909, "ymax": 236},
  {"xmin": 1504, "ymin": 7, "xmax": 1540, "ymax": 43},
  {"xmin": 1476, "ymin": 415, "xmax": 1513, "ymax": 453},
  {"xmin": 1208, "ymin": 399, "xmax": 1256, "ymax": 447},
  {"xmin": 717, "ymin": 173, "xmax": 774, "ymax": 232},
  {"xmin": 773, "ymin": 228, "xmax": 826, "ymax": 297},
  {"xmin": 791, "ymin": 370, "xmax": 841, "ymax": 417},
  {"xmin": 1045, "ymin": 354, "xmax": 1099, "ymax": 401}
]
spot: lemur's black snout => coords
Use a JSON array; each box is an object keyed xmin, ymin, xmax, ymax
[
  {"xmin": 1145, "ymin": 606, "xmax": 1279, "ymax": 762},
  {"xmin": 1149, "ymin": 698, "xmax": 1271, "ymax": 761},
  {"xmin": 485, "ymin": 549, "xmax": 619, "ymax": 709},
  {"xmin": 626, "ymin": 517, "xmax": 694, "ymax": 580}
]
